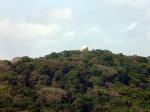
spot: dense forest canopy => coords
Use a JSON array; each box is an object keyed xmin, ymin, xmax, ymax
[{"xmin": 0, "ymin": 49, "xmax": 150, "ymax": 112}]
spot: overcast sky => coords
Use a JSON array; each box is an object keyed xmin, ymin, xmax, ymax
[{"xmin": 0, "ymin": 0, "xmax": 150, "ymax": 59}]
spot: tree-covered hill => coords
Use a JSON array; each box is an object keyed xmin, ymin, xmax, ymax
[{"xmin": 0, "ymin": 49, "xmax": 150, "ymax": 112}]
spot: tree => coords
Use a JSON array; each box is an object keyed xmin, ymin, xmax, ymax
[{"xmin": 71, "ymin": 95, "xmax": 93, "ymax": 112}]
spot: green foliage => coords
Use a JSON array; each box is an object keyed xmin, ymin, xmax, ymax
[
  {"xmin": 0, "ymin": 49, "xmax": 150, "ymax": 112},
  {"xmin": 71, "ymin": 95, "xmax": 93, "ymax": 112}
]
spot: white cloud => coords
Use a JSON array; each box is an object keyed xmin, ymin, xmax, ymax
[
  {"xmin": 146, "ymin": 27, "xmax": 150, "ymax": 40},
  {"xmin": 143, "ymin": 8, "xmax": 150, "ymax": 23},
  {"xmin": 0, "ymin": 19, "xmax": 60, "ymax": 39},
  {"xmin": 86, "ymin": 27, "xmax": 103, "ymax": 36},
  {"xmin": 107, "ymin": 0, "xmax": 150, "ymax": 8},
  {"xmin": 123, "ymin": 22, "xmax": 138, "ymax": 32},
  {"xmin": 61, "ymin": 31, "xmax": 76, "ymax": 41},
  {"xmin": 50, "ymin": 8, "xmax": 73, "ymax": 20},
  {"xmin": 0, "ymin": 7, "xmax": 76, "ymax": 59},
  {"xmin": 63, "ymin": 31, "xmax": 75, "ymax": 37},
  {"xmin": 32, "ymin": 8, "xmax": 74, "ymax": 22},
  {"xmin": 88, "ymin": 27, "xmax": 102, "ymax": 33}
]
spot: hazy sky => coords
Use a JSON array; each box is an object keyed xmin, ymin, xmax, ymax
[{"xmin": 0, "ymin": 0, "xmax": 150, "ymax": 59}]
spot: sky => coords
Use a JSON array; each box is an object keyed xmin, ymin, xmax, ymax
[{"xmin": 0, "ymin": 0, "xmax": 150, "ymax": 59}]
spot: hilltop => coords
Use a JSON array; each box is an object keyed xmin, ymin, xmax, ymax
[{"xmin": 0, "ymin": 49, "xmax": 150, "ymax": 112}]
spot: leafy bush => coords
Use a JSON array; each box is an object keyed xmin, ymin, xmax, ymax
[{"xmin": 0, "ymin": 49, "xmax": 150, "ymax": 112}]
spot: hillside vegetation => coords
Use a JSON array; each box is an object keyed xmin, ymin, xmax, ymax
[{"xmin": 0, "ymin": 49, "xmax": 150, "ymax": 112}]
